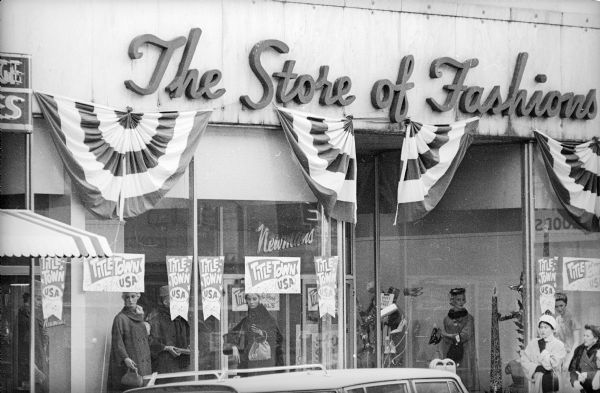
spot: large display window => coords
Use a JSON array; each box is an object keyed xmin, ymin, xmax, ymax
[
  {"xmin": 120, "ymin": 199, "xmax": 344, "ymax": 379},
  {"xmin": 355, "ymin": 144, "xmax": 526, "ymax": 393},
  {"xmin": 532, "ymin": 146, "xmax": 600, "ymax": 393}
]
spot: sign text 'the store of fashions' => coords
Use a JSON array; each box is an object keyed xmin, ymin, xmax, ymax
[{"xmin": 124, "ymin": 28, "xmax": 597, "ymax": 124}]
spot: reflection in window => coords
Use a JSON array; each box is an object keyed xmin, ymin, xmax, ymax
[
  {"xmin": 532, "ymin": 146, "xmax": 600, "ymax": 393},
  {"xmin": 414, "ymin": 381, "xmax": 450, "ymax": 393},
  {"xmin": 356, "ymin": 144, "xmax": 524, "ymax": 393},
  {"xmin": 365, "ymin": 383, "xmax": 408, "ymax": 393}
]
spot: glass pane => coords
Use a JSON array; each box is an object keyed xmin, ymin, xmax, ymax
[
  {"xmin": 365, "ymin": 383, "xmax": 408, "ymax": 393},
  {"xmin": 532, "ymin": 146, "xmax": 600, "ymax": 392},
  {"xmin": 200, "ymin": 201, "xmax": 342, "ymax": 371},
  {"xmin": 0, "ymin": 132, "xmax": 26, "ymax": 209},
  {"xmin": 414, "ymin": 381, "xmax": 450, "ymax": 393},
  {"xmin": 123, "ymin": 201, "xmax": 195, "ymax": 377},
  {"xmin": 448, "ymin": 381, "xmax": 462, "ymax": 393},
  {"xmin": 355, "ymin": 155, "xmax": 377, "ymax": 368},
  {"xmin": 376, "ymin": 144, "xmax": 524, "ymax": 393},
  {"xmin": 0, "ymin": 274, "xmax": 32, "ymax": 391}
]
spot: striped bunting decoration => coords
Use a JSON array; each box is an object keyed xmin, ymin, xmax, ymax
[
  {"xmin": 275, "ymin": 107, "xmax": 356, "ymax": 223},
  {"xmin": 396, "ymin": 117, "xmax": 479, "ymax": 224},
  {"xmin": 35, "ymin": 92, "xmax": 211, "ymax": 220},
  {"xmin": 533, "ymin": 130, "xmax": 599, "ymax": 232}
]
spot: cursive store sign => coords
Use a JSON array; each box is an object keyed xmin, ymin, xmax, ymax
[
  {"xmin": 124, "ymin": 28, "xmax": 597, "ymax": 123},
  {"xmin": 256, "ymin": 223, "xmax": 315, "ymax": 254}
]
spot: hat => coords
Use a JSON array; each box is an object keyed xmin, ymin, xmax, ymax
[
  {"xmin": 585, "ymin": 324, "xmax": 600, "ymax": 339},
  {"xmin": 555, "ymin": 292, "xmax": 568, "ymax": 304},
  {"xmin": 538, "ymin": 314, "xmax": 557, "ymax": 330},
  {"xmin": 159, "ymin": 285, "xmax": 169, "ymax": 297},
  {"xmin": 449, "ymin": 288, "xmax": 465, "ymax": 296}
]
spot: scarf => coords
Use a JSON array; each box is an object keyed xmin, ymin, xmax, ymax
[
  {"xmin": 121, "ymin": 306, "xmax": 145, "ymax": 322},
  {"xmin": 448, "ymin": 309, "xmax": 468, "ymax": 320}
]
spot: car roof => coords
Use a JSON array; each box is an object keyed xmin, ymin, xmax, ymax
[{"xmin": 128, "ymin": 368, "xmax": 462, "ymax": 393}]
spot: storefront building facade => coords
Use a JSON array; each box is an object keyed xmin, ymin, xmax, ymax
[{"xmin": 1, "ymin": 1, "xmax": 599, "ymax": 392}]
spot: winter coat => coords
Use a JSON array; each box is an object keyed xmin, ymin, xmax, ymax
[
  {"xmin": 224, "ymin": 303, "xmax": 283, "ymax": 369},
  {"xmin": 521, "ymin": 335, "xmax": 566, "ymax": 393},
  {"xmin": 107, "ymin": 307, "xmax": 152, "ymax": 393},
  {"xmin": 441, "ymin": 309, "xmax": 479, "ymax": 391},
  {"xmin": 568, "ymin": 342, "xmax": 600, "ymax": 393},
  {"xmin": 147, "ymin": 306, "xmax": 190, "ymax": 374}
]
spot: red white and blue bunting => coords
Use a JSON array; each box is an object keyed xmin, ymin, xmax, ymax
[
  {"xmin": 395, "ymin": 117, "xmax": 479, "ymax": 224},
  {"xmin": 35, "ymin": 93, "xmax": 211, "ymax": 220},
  {"xmin": 275, "ymin": 106, "xmax": 357, "ymax": 223},
  {"xmin": 534, "ymin": 130, "xmax": 599, "ymax": 232}
]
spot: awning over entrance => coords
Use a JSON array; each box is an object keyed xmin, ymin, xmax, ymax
[{"xmin": 0, "ymin": 209, "xmax": 112, "ymax": 258}]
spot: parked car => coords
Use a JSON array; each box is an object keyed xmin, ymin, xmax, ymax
[{"xmin": 124, "ymin": 365, "xmax": 469, "ymax": 393}]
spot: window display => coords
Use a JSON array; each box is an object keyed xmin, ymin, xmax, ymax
[{"xmin": 356, "ymin": 144, "xmax": 525, "ymax": 393}]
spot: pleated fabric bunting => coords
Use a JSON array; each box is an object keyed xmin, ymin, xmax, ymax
[
  {"xmin": 395, "ymin": 117, "xmax": 479, "ymax": 224},
  {"xmin": 35, "ymin": 92, "xmax": 212, "ymax": 220},
  {"xmin": 534, "ymin": 130, "xmax": 599, "ymax": 232},
  {"xmin": 275, "ymin": 106, "xmax": 356, "ymax": 223}
]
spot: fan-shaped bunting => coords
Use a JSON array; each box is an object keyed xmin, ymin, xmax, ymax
[
  {"xmin": 534, "ymin": 130, "xmax": 599, "ymax": 232},
  {"xmin": 395, "ymin": 117, "xmax": 479, "ymax": 224},
  {"xmin": 35, "ymin": 92, "xmax": 211, "ymax": 220}
]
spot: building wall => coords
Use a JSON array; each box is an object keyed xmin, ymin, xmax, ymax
[{"xmin": 1, "ymin": 0, "xmax": 598, "ymax": 140}]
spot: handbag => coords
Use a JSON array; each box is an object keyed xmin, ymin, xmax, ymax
[
  {"xmin": 248, "ymin": 333, "xmax": 271, "ymax": 361},
  {"xmin": 428, "ymin": 327, "xmax": 441, "ymax": 345},
  {"xmin": 120, "ymin": 368, "xmax": 143, "ymax": 388},
  {"xmin": 446, "ymin": 342, "xmax": 464, "ymax": 363}
]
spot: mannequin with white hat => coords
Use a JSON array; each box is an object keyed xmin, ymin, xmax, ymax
[{"xmin": 521, "ymin": 314, "xmax": 567, "ymax": 393}]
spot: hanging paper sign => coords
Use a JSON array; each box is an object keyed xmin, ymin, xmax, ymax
[
  {"xmin": 314, "ymin": 256, "xmax": 338, "ymax": 318},
  {"xmin": 40, "ymin": 257, "xmax": 66, "ymax": 320},
  {"xmin": 307, "ymin": 285, "xmax": 319, "ymax": 311},
  {"xmin": 537, "ymin": 257, "xmax": 558, "ymax": 314},
  {"xmin": 245, "ymin": 257, "xmax": 301, "ymax": 294},
  {"xmin": 381, "ymin": 293, "xmax": 394, "ymax": 308},
  {"xmin": 83, "ymin": 253, "xmax": 145, "ymax": 292},
  {"xmin": 231, "ymin": 286, "xmax": 247, "ymax": 312},
  {"xmin": 166, "ymin": 256, "xmax": 193, "ymax": 320},
  {"xmin": 260, "ymin": 293, "xmax": 280, "ymax": 311},
  {"xmin": 563, "ymin": 257, "xmax": 600, "ymax": 291},
  {"xmin": 231, "ymin": 286, "xmax": 280, "ymax": 311},
  {"xmin": 199, "ymin": 256, "xmax": 223, "ymax": 320}
]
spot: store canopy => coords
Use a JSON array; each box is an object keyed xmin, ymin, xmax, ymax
[{"xmin": 0, "ymin": 209, "xmax": 112, "ymax": 258}]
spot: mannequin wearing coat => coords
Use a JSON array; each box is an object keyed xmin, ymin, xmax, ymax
[{"xmin": 521, "ymin": 314, "xmax": 567, "ymax": 393}]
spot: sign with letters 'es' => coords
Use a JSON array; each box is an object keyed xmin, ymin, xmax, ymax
[
  {"xmin": 83, "ymin": 254, "xmax": 145, "ymax": 292},
  {"xmin": 0, "ymin": 53, "xmax": 32, "ymax": 132},
  {"xmin": 245, "ymin": 257, "xmax": 301, "ymax": 294}
]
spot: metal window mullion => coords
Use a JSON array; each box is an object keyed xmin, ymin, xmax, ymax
[
  {"xmin": 191, "ymin": 158, "xmax": 199, "ymax": 377},
  {"xmin": 337, "ymin": 219, "xmax": 345, "ymax": 369},
  {"xmin": 523, "ymin": 142, "xmax": 536, "ymax": 342},
  {"xmin": 374, "ymin": 156, "xmax": 381, "ymax": 368}
]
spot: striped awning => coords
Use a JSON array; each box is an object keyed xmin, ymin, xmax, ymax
[{"xmin": 0, "ymin": 209, "xmax": 112, "ymax": 258}]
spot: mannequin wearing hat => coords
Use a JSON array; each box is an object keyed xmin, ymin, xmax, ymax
[
  {"xmin": 521, "ymin": 314, "xmax": 567, "ymax": 393},
  {"xmin": 147, "ymin": 286, "xmax": 191, "ymax": 376},
  {"xmin": 439, "ymin": 288, "xmax": 479, "ymax": 392}
]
